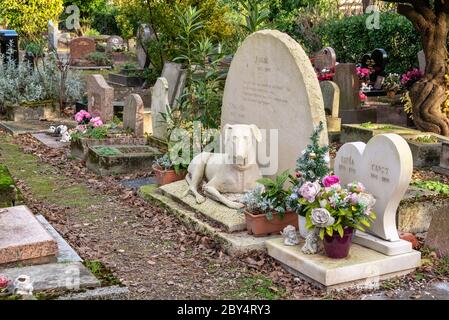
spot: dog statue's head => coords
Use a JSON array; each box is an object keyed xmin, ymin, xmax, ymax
[{"xmin": 223, "ymin": 124, "xmax": 262, "ymax": 169}]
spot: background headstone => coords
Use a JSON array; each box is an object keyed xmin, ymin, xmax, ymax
[
  {"xmin": 426, "ymin": 208, "xmax": 449, "ymax": 257},
  {"xmin": 47, "ymin": 20, "xmax": 59, "ymax": 51},
  {"xmin": 106, "ymin": 36, "xmax": 124, "ymax": 53},
  {"xmin": 221, "ymin": 30, "xmax": 328, "ymax": 177},
  {"xmin": 320, "ymin": 80, "xmax": 341, "ymax": 132},
  {"xmin": 360, "ymin": 48, "xmax": 389, "ymax": 83},
  {"xmin": 136, "ymin": 24, "xmax": 154, "ymax": 69},
  {"xmin": 69, "ymin": 37, "xmax": 96, "ymax": 61},
  {"xmin": 161, "ymin": 62, "xmax": 187, "ymax": 107},
  {"xmin": 334, "ymin": 134, "xmax": 413, "ymax": 242},
  {"xmin": 123, "ymin": 94, "xmax": 145, "ymax": 137},
  {"xmin": 314, "ymin": 47, "xmax": 336, "ymax": 72},
  {"xmin": 334, "ymin": 63, "xmax": 361, "ymax": 110},
  {"xmin": 418, "ymin": 50, "xmax": 426, "ymax": 74},
  {"xmin": 87, "ymin": 75, "xmax": 114, "ymax": 122},
  {"xmin": 151, "ymin": 77, "xmax": 170, "ymax": 140}
]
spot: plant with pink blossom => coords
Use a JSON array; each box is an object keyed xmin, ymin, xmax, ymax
[
  {"xmin": 401, "ymin": 68, "xmax": 423, "ymax": 90},
  {"xmin": 74, "ymin": 109, "xmax": 92, "ymax": 124}
]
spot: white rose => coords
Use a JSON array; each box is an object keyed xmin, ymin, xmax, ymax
[{"xmin": 311, "ymin": 208, "xmax": 335, "ymax": 228}]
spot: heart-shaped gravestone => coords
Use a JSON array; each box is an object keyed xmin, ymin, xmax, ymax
[{"xmin": 334, "ymin": 134, "xmax": 413, "ymax": 241}]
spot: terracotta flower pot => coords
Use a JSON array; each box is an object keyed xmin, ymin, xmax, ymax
[
  {"xmin": 152, "ymin": 165, "xmax": 186, "ymax": 186},
  {"xmin": 244, "ymin": 211, "xmax": 299, "ymax": 237},
  {"xmin": 323, "ymin": 227, "xmax": 354, "ymax": 259}
]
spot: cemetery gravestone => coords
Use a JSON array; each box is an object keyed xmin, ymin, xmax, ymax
[
  {"xmin": 47, "ymin": 20, "xmax": 59, "ymax": 51},
  {"xmin": 334, "ymin": 63, "xmax": 361, "ymax": 110},
  {"xmin": 314, "ymin": 47, "xmax": 336, "ymax": 72},
  {"xmin": 151, "ymin": 77, "xmax": 170, "ymax": 141},
  {"xmin": 136, "ymin": 24, "xmax": 154, "ymax": 69},
  {"xmin": 222, "ymin": 30, "xmax": 328, "ymax": 177},
  {"xmin": 69, "ymin": 37, "xmax": 96, "ymax": 61},
  {"xmin": 320, "ymin": 81, "xmax": 341, "ymax": 132},
  {"xmin": 0, "ymin": 30, "xmax": 19, "ymax": 65},
  {"xmin": 123, "ymin": 94, "xmax": 145, "ymax": 137},
  {"xmin": 106, "ymin": 36, "xmax": 124, "ymax": 53},
  {"xmin": 361, "ymin": 48, "xmax": 389, "ymax": 84},
  {"xmin": 161, "ymin": 62, "xmax": 187, "ymax": 107},
  {"xmin": 334, "ymin": 133, "xmax": 414, "ymax": 255},
  {"xmin": 418, "ymin": 50, "xmax": 426, "ymax": 74},
  {"xmin": 87, "ymin": 75, "xmax": 114, "ymax": 122}
]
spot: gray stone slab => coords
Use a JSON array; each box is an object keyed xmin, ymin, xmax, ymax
[
  {"xmin": 363, "ymin": 281, "xmax": 449, "ymax": 300},
  {"xmin": 159, "ymin": 180, "xmax": 246, "ymax": 232},
  {"xmin": 0, "ymin": 262, "xmax": 100, "ymax": 292},
  {"xmin": 0, "ymin": 120, "xmax": 76, "ymax": 137},
  {"xmin": 35, "ymin": 215, "xmax": 82, "ymax": 263},
  {"xmin": 32, "ymin": 133, "xmax": 68, "ymax": 149},
  {"xmin": 119, "ymin": 177, "xmax": 157, "ymax": 190},
  {"xmin": 139, "ymin": 185, "xmax": 278, "ymax": 255},
  {"xmin": 57, "ymin": 285, "xmax": 129, "ymax": 300}
]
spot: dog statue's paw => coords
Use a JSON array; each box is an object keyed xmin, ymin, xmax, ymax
[{"xmin": 196, "ymin": 194, "xmax": 206, "ymax": 203}]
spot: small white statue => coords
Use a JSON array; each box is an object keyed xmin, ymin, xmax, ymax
[
  {"xmin": 301, "ymin": 228, "xmax": 321, "ymax": 254},
  {"xmin": 280, "ymin": 225, "xmax": 299, "ymax": 246},
  {"xmin": 13, "ymin": 275, "xmax": 33, "ymax": 296},
  {"xmin": 60, "ymin": 130, "xmax": 71, "ymax": 143},
  {"xmin": 48, "ymin": 126, "xmax": 56, "ymax": 134},
  {"xmin": 57, "ymin": 125, "xmax": 68, "ymax": 135},
  {"xmin": 183, "ymin": 124, "xmax": 262, "ymax": 209}
]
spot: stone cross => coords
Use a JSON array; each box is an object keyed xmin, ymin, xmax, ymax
[
  {"xmin": 334, "ymin": 133, "xmax": 414, "ymax": 255},
  {"xmin": 151, "ymin": 77, "xmax": 170, "ymax": 140},
  {"xmin": 333, "ymin": 63, "xmax": 360, "ymax": 110},
  {"xmin": 86, "ymin": 75, "xmax": 114, "ymax": 122},
  {"xmin": 123, "ymin": 94, "xmax": 145, "ymax": 137},
  {"xmin": 320, "ymin": 81, "xmax": 341, "ymax": 132}
]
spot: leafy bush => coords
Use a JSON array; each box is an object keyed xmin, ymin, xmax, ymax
[
  {"xmin": 412, "ymin": 180, "xmax": 449, "ymax": 195},
  {"xmin": 86, "ymin": 52, "xmax": 113, "ymax": 66},
  {"xmin": 314, "ymin": 12, "xmax": 421, "ymax": 74},
  {"xmin": 91, "ymin": 6, "xmax": 120, "ymax": 35},
  {"xmin": 0, "ymin": 0, "xmax": 63, "ymax": 40}
]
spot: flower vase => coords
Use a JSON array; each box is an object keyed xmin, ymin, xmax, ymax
[
  {"xmin": 323, "ymin": 227, "xmax": 354, "ymax": 259},
  {"xmin": 298, "ymin": 215, "xmax": 310, "ymax": 239}
]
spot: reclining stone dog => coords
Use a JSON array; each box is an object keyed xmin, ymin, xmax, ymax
[{"xmin": 183, "ymin": 124, "xmax": 262, "ymax": 209}]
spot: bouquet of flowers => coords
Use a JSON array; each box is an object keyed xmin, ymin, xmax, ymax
[
  {"xmin": 383, "ymin": 73, "xmax": 402, "ymax": 93},
  {"xmin": 298, "ymin": 176, "xmax": 376, "ymax": 239},
  {"xmin": 71, "ymin": 110, "xmax": 107, "ymax": 141},
  {"xmin": 401, "ymin": 68, "xmax": 423, "ymax": 90},
  {"xmin": 356, "ymin": 67, "xmax": 371, "ymax": 82}
]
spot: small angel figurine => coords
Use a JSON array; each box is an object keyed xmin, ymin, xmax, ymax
[{"xmin": 280, "ymin": 225, "xmax": 299, "ymax": 246}]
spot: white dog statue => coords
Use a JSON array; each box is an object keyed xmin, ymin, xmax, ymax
[{"xmin": 183, "ymin": 124, "xmax": 262, "ymax": 209}]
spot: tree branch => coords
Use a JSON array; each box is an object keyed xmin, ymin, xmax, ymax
[
  {"xmin": 411, "ymin": 0, "xmax": 436, "ymax": 19},
  {"xmin": 397, "ymin": 3, "xmax": 429, "ymax": 30}
]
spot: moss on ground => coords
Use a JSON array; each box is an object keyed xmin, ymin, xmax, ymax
[
  {"xmin": 222, "ymin": 274, "xmax": 287, "ymax": 300},
  {"xmin": 0, "ymin": 134, "xmax": 106, "ymax": 213}
]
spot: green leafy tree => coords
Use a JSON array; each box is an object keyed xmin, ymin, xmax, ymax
[{"xmin": 0, "ymin": 0, "xmax": 64, "ymax": 40}]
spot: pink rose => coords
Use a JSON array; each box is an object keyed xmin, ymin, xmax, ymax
[
  {"xmin": 359, "ymin": 91, "xmax": 367, "ymax": 101},
  {"xmin": 74, "ymin": 110, "xmax": 91, "ymax": 123},
  {"xmin": 299, "ymin": 181, "xmax": 321, "ymax": 203},
  {"xmin": 90, "ymin": 117, "xmax": 103, "ymax": 128},
  {"xmin": 322, "ymin": 175, "xmax": 340, "ymax": 188},
  {"xmin": 0, "ymin": 275, "xmax": 9, "ymax": 289}
]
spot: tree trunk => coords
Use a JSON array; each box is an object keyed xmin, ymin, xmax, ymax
[{"xmin": 410, "ymin": 19, "xmax": 449, "ymax": 135}]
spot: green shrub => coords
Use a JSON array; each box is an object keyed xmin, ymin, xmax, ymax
[
  {"xmin": 313, "ymin": 12, "xmax": 421, "ymax": 74},
  {"xmin": 86, "ymin": 52, "xmax": 113, "ymax": 66}
]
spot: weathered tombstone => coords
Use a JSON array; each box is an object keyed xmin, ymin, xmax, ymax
[
  {"xmin": 314, "ymin": 47, "xmax": 336, "ymax": 72},
  {"xmin": 151, "ymin": 77, "xmax": 170, "ymax": 140},
  {"xmin": 161, "ymin": 62, "xmax": 187, "ymax": 107},
  {"xmin": 136, "ymin": 24, "xmax": 154, "ymax": 69},
  {"xmin": 69, "ymin": 37, "xmax": 96, "ymax": 61},
  {"xmin": 221, "ymin": 30, "xmax": 328, "ymax": 177},
  {"xmin": 86, "ymin": 75, "xmax": 114, "ymax": 122},
  {"xmin": 333, "ymin": 63, "xmax": 361, "ymax": 110},
  {"xmin": 418, "ymin": 50, "xmax": 426, "ymax": 74},
  {"xmin": 123, "ymin": 94, "xmax": 145, "ymax": 137},
  {"xmin": 106, "ymin": 35, "xmax": 124, "ymax": 53},
  {"xmin": 334, "ymin": 133, "xmax": 414, "ymax": 255},
  {"xmin": 320, "ymin": 81, "xmax": 341, "ymax": 132},
  {"xmin": 47, "ymin": 20, "xmax": 59, "ymax": 51}
]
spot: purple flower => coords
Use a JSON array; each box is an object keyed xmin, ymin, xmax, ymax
[{"xmin": 299, "ymin": 181, "xmax": 321, "ymax": 203}]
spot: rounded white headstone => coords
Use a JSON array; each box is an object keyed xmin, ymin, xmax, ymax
[{"xmin": 221, "ymin": 30, "xmax": 328, "ymax": 177}]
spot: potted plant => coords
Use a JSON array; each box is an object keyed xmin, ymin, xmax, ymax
[
  {"xmin": 301, "ymin": 178, "xmax": 376, "ymax": 259},
  {"xmin": 383, "ymin": 73, "xmax": 401, "ymax": 97},
  {"xmin": 152, "ymin": 153, "xmax": 187, "ymax": 186},
  {"xmin": 241, "ymin": 171, "xmax": 299, "ymax": 237},
  {"xmin": 288, "ymin": 122, "xmax": 330, "ymax": 238}
]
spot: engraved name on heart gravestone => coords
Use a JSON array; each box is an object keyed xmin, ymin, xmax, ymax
[{"xmin": 334, "ymin": 134, "xmax": 414, "ymax": 255}]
